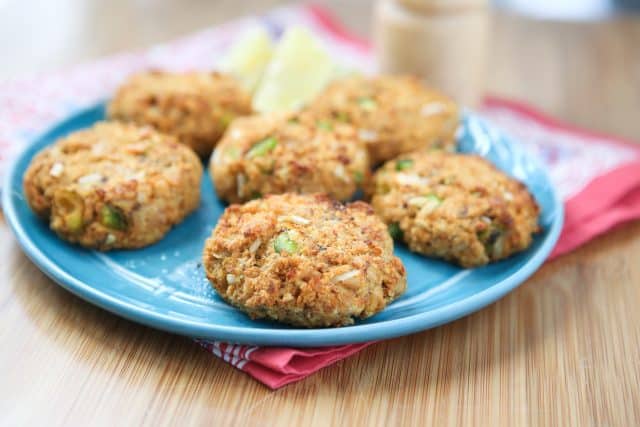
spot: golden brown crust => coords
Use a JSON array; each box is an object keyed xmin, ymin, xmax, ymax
[
  {"xmin": 210, "ymin": 112, "xmax": 370, "ymax": 203},
  {"xmin": 23, "ymin": 121, "xmax": 203, "ymax": 250},
  {"xmin": 308, "ymin": 75, "xmax": 459, "ymax": 164},
  {"xmin": 369, "ymin": 152, "xmax": 540, "ymax": 268},
  {"xmin": 107, "ymin": 71, "xmax": 252, "ymax": 157},
  {"xmin": 202, "ymin": 193, "xmax": 407, "ymax": 327}
]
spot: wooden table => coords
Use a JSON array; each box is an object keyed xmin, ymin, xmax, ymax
[{"xmin": 1, "ymin": 1, "xmax": 639, "ymax": 425}]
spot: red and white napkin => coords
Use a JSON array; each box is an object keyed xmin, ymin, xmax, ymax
[{"xmin": 1, "ymin": 4, "xmax": 639, "ymax": 390}]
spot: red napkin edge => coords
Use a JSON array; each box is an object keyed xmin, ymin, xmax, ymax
[
  {"xmin": 552, "ymin": 176, "xmax": 640, "ymax": 258},
  {"xmin": 306, "ymin": 4, "xmax": 371, "ymax": 51},
  {"xmin": 244, "ymin": 343, "xmax": 374, "ymax": 389}
]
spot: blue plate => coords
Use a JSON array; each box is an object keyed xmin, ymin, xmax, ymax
[{"xmin": 2, "ymin": 104, "xmax": 563, "ymax": 347}]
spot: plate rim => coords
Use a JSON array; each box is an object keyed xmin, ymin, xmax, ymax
[{"xmin": 2, "ymin": 104, "xmax": 564, "ymax": 347}]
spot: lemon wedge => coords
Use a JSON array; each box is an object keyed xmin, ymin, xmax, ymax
[
  {"xmin": 252, "ymin": 27, "xmax": 336, "ymax": 113},
  {"xmin": 220, "ymin": 27, "xmax": 274, "ymax": 93}
]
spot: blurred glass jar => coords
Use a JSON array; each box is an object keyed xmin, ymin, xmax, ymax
[{"xmin": 374, "ymin": 0, "xmax": 490, "ymax": 107}]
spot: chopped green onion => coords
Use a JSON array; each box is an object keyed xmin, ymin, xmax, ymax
[
  {"xmin": 219, "ymin": 112, "xmax": 234, "ymax": 128},
  {"xmin": 491, "ymin": 234, "xmax": 505, "ymax": 258},
  {"xmin": 55, "ymin": 190, "xmax": 84, "ymax": 233},
  {"xmin": 100, "ymin": 204, "xmax": 127, "ymax": 230},
  {"xmin": 66, "ymin": 212, "xmax": 84, "ymax": 232},
  {"xmin": 477, "ymin": 221, "xmax": 505, "ymax": 257},
  {"xmin": 357, "ymin": 97, "xmax": 377, "ymax": 111},
  {"xmin": 395, "ymin": 159, "xmax": 414, "ymax": 171},
  {"xmin": 316, "ymin": 120, "xmax": 333, "ymax": 131},
  {"xmin": 250, "ymin": 191, "xmax": 262, "ymax": 200},
  {"xmin": 441, "ymin": 176, "xmax": 457, "ymax": 185},
  {"xmin": 224, "ymin": 146, "xmax": 240, "ymax": 160},
  {"xmin": 388, "ymin": 223, "xmax": 403, "ymax": 240},
  {"xmin": 353, "ymin": 170, "xmax": 364, "ymax": 184},
  {"xmin": 246, "ymin": 137, "xmax": 278, "ymax": 158},
  {"xmin": 377, "ymin": 182, "xmax": 391, "ymax": 194},
  {"xmin": 335, "ymin": 111, "xmax": 349, "ymax": 122},
  {"xmin": 287, "ymin": 117, "xmax": 300, "ymax": 124},
  {"xmin": 274, "ymin": 231, "xmax": 299, "ymax": 254},
  {"xmin": 425, "ymin": 194, "xmax": 442, "ymax": 204},
  {"xmin": 408, "ymin": 194, "xmax": 442, "ymax": 208}
]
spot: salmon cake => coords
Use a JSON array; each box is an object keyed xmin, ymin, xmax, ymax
[
  {"xmin": 108, "ymin": 70, "xmax": 252, "ymax": 157},
  {"xmin": 369, "ymin": 152, "xmax": 540, "ymax": 268},
  {"xmin": 202, "ymin": 193, "xmax": 407, "ymax": 327},
  {"xmin": 210, "ymin": 112, "xmax": 370, "ymax": 203},
  {"xmin": 308, "ymin": 75, "xmax": 459, "ymax": 164},
  {"xmin": 23, "ymin": 121, "xmax": 203, "ymax": 250}
]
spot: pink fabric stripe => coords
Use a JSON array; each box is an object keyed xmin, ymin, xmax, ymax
[
  {"xmin": 242, "ymin": 343, "xmax": 373, "ymax": 389},
  {"xmin": 305, "ymin": 4, "xmax": 371, "ymax": 51},
  {"xmin": 551, "ymin": 185, "xmax": 640, "ymax": 258},
  {"xmin": 563, "ymin": 162, "xmax": 640, "ymax": 226}
]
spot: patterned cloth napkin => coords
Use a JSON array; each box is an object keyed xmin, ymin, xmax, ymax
[{"xmin": 2, "ymin": 4, "xmax": 639, "ymax": 390}]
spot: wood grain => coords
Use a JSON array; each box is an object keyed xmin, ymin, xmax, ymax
[{"xmin": 1, "ymin": 1, "xmax": 639, "ymax": 425}]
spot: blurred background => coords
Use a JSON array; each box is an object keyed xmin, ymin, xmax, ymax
[
  {"xmin": 496, "ymin": 0, "xmax": 640, "ymax": 19},
  {"xmin": 1, "ymin": 0, "xmax": 639, "ymax": 79},
  {"xmin": 1, "ymin": 0, "xmax": 639, "ymax": 138}
]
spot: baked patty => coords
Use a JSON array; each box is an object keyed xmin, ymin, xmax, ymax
[
  {"xmin": 308, "ymin": 75, "xmax": 459, "ymax": 164},
  {"xmin": 369, "ymin": 152, "xmax": 540, "ymax": 267},
  {"xmin": 210, "ymin": 112, "xmax": 370, "ymax": 203},
  {"xmin": 108, "ymin": 70, "xmax": 252, "ymax": 157},
  {"xmin": 203, "ymin": 193, "xmax": 407, "ymax": 327},
  {"xmin": 23, "ymin": 121, "xmax": 202, "ymax": 250}
]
